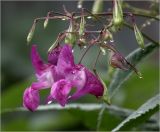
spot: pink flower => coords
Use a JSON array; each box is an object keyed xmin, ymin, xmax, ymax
[{"xmin": 23, "ymin": 44, "xmax": 104, "ymax": 111}]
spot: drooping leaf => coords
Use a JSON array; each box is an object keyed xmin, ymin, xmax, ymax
[
  {"xmin": 112, "ymin": 94, "xmax": 160, "ymax": 131},
  {"xmin": 108, "ymin": 43, "xmax": 158, "ymax": 98}
]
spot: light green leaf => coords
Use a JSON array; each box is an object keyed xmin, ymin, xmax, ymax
[
  {"xmin": 108, "ymin": 43, "xmax": 158, "ymax": 98},
  {"xmin": 112, "ymin": 94, "xmax": 160, "ymax": 131}
]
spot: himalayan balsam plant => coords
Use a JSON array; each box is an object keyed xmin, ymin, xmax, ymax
[{"xmin": 2, "ymin": 0, "xmax": 159, "ymax": 131}]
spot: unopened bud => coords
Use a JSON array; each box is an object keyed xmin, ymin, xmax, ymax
[
  {"xmin": 65, "ymin": 21, "xmax": 77, "ymax": 45},
  {"xmin": 113, "ymin": 0, "xmax": 123, "ymax": 26},
  {"xmin": 79, "ymin": 15, "xmax": 86, "ymax": 36},
  {"xmin": 92, "ymin": 0, "xmax": 103, "ymax": 14},
  {"xmin": 110, "ymin": 51, "xmax": 129, "ymax": 70},
  {"xmin": 27, "ymin": 23, "xmax": 36, "ymax": 44},
  {"xmin": 134, "ymin": 24, "xmax": 145, "ymax": 49},
  {"xmin": 44, "ymin": 18, "xmax": 49, "ymax": 29}
]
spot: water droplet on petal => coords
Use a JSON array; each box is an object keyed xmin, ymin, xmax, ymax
[
  {"xmin": 71, "ymin": 70, "xmax": 76, "ymax": 74},
  {"xmin": 87, "ymin": 16, "xmax": 92, "ymax": 19},
  {"xmin": 47, "ymin": 101, "xmax": 52, "ymax": 104},
  {"xmin": 72, "ymin": 49, "xmax": 74, "ymax": 53}
]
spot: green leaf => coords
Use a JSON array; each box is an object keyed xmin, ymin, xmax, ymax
[
  {"xmin": 112, "ymin": 94, "xmax": 160, "ymax": 131},
  {"xmin": 108, "ymin": 43, "xmax": 158, "ymax": 98}
]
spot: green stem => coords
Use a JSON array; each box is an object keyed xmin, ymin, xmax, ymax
[{"xmin": 124, "ymin": 22, "xmax": 159, "ymax": 45}]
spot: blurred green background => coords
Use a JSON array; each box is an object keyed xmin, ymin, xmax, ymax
[{"xmin": 1, "ymin": 1, "xmax": 159, "ymax": 131}]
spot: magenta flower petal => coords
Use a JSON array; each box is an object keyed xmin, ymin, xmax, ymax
[
  {"xmin": 31, "ymin": 45, "xmax": 48, "ymax": 75},
  {"xmin": 65, "ymin": 64, "xmax": 86, "ymax": 90},
  {"xmin": 48, "ymin": 46, "xmax": 62, "ymax": 65},
  {"xmin": 23, "ymin": 87, "xmax": 39, "ymax": 111},
  {"xmin": 70, "ymin": 68, "xmax": 104, "ymax": 99},
  {"xmin": 35, "ymin": 66, "xmax": 55, "ymax": 86},
  {"xmin": 84, "ymin": 69, "xmax": 104, "ymax": 97},
  {"xmin": 50, "ymin": 79, "xmax": 72, "ymax": 106},
  {"xmin": 57, "ymin": 44, "xmax": 75, "ymax": 75},
  {"xmin": 31, "ymin": 81, "xmax": 50, "ymax": 90}
]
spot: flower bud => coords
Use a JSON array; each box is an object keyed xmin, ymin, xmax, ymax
[
  {"xmin": 27, "ymin": 22, "xmax": 36, "ymax": 44},
  {"xmin": 79, "ymin": 15, "xmax": 86, "ymax": 36},
  {"xmin": 92, "ymin": 0, "xmax": 103, "ymax": 14},
  {"xmin": 44, "ymin": 18, "xmax": 49, "ymax": 29},
  {"xmin": 113, "ymin": 0, "xmax": 123, "ymax": 27},
  {"xmin": 110, "ymin": 51, "xmax": 129, "ymax": 70},
  {"xmin": 65, "ymin": 21, "xmax": 76, "ymax": 45},
  {"xmin": 134, "ymin": 24, "xmax": 145, "ymax": 49}
]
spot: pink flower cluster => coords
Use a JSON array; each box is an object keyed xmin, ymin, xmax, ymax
[{"xmin": 23, "ymin": 44, "xmax": 104, "ymax": 111}]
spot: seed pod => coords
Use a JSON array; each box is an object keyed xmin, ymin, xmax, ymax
[
  {"xmin": 48, "ymin": 38, "xmax": 59, "ymax": 53},
  {"xmin": 113, "ymin": 0, "xmax": 123, "ymax": 26},
  {"xmin": 134, "ymin": 24, "xmax": 145, "ymax": 49},
  {"xmin": 92, "ymin": 0, "xmax": 103, "ymax": 14},
  {"xmin": 27, "ymin": 22, "xmax": 36, "ymax": 44}
]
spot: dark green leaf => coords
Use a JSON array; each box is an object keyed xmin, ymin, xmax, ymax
[{"xmin": 112, "ymin": 94, "xmax": 160, "ymax": 131}]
